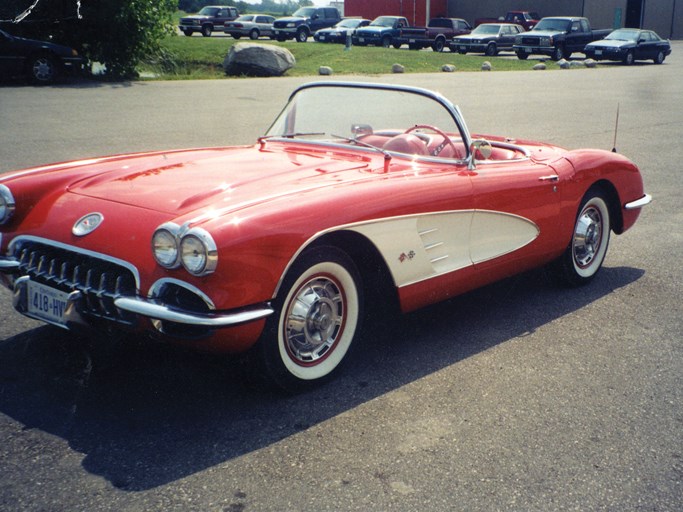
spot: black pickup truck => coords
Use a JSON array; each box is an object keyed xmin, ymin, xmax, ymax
[
  {"xmin": 513, "ymin": 17, "xmax": 611, "ymax": 60},
  {"xmin": 394, "ymin": 18, "xmax": 472, "ymax": 52}
]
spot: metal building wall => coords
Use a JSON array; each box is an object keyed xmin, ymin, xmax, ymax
[
  {"xmin": 446, "ymin": 0, "xmax": 680, "ymax": 38},
  {"xmin": 344, "ymin": 0, "xmax": 448, "ymax": 26}
]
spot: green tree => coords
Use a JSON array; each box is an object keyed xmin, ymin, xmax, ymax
[
  {"xmin": 76, "ymin": 0, "xmax": 177, "ymax": 78},
  {"xmin": 1, "ymin": 0, "xmax": 176, "ymax": 79}
]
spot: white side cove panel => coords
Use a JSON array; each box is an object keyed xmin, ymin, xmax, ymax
[
  {"xmin": 470, "ymin": 211, "xmax": 541, "ymax": 264},
  {"xmin": 348, "ymin": 210, "xmax": 539, "ymax": 287}
]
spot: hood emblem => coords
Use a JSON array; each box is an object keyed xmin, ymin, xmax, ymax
[{"xmin": 73, "ymin": 213, "xmax": 104, "ymax": 236}]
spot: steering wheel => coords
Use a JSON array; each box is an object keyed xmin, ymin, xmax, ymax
[{"xmin": 404, "ymin": 124, "xmax": 460, "ymax": 157}]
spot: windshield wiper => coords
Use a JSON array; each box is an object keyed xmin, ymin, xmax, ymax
[{"xmin": 331, "ymin": 133, "xmax": 392, "ymax": 160}]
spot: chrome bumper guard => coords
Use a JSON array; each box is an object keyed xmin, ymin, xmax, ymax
[
  {"xmin": 114, "ymin": 297, "xmax": 273, "ymax": 327},
  {"xmin": 625, "ymin": 194, "xmax": 652, "ymax": 210}
]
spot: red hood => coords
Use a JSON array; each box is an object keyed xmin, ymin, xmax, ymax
[{"xmin": 66, "ymin": 145, "xmax": 372, "ymax": 216}]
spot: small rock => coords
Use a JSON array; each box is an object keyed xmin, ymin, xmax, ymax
[
  {"xmin": 392, "ymin": 63, "xmax": 405, "ymax": 73},
  {"xmin": 584, "ymin": 58, "xmax": 597, "ymax": 68},
  {"xmin": 318, "ymin": 66, "xmax": 333, "ymax": 75},
  {"xmin": 441, "ymin": 64, "xmax": 456, "ymax": 72},
  {"xmin": 481, "ymin": 61, "xmax": 492, "ymax": 71},
  {"xmin": 533, "ymin": 63, "xmax": 547, "ymax": 70},
  {"xmin": 557, "ymin": 59, "xmax": 570, "ymax": 69}
]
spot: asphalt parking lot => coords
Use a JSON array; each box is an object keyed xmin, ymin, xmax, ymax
[{"xmin": 0, "ymin": 43, "xmax": 681, "ymax": 511}]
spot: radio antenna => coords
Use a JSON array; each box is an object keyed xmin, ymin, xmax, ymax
[{"xmin": 611, "ymin": 103, "xmax": 620, "ymax": 153}]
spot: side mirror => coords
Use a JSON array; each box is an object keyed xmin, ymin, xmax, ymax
[
  {"xmin": 471, "ymin": 139, "xmax": 493, "ymax": 159},
  {"xmin": 468, "ymin": 139, "xmax": 492, "ymax": 169},
  {"xmin": 351, "ymin": 124, "xmax": 373, "ymax": 138}
]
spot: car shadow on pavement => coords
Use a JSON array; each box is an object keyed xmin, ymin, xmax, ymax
[{"xmin": 0, "ymin": 265, "xmax": 644, "ymax": 490}]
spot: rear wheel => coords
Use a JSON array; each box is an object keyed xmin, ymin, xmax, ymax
[
  {"xmin": 432, "ymin": 38, "xmax": 445, "ymax": 52},
  {"xmin": 249, "ymin": 29, "xmax": 259, "ymax": 40},
  {"xmin": 254, "ymin": 246, "xmax": 363, "ymax": 391},
  {"xmin": 516, "ymin": 51, "xmax": 528, "ymax": 60},
  {"xmin": 183, "ymin": 29, "xmax": 193, "ymax": 36},
  {"xmin": 552, "ymin": 190, "xmax": 611, "ymax": 286},
  {"xmin": 654, "ymin": 51, "xmax": 665, "ymax": 64}
]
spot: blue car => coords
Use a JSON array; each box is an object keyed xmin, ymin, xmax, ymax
[
  {"xmin": 353, "ymin": 16, "xmax": 409, "ymax": 48},
  {"xmin": 584, "ymin": 28, "xmax": 671, "ymax": 65}
]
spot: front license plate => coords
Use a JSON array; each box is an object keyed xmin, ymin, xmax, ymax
[
  {"xmin": 595, "ymin": 49, "xmax": 603, "ymax": 56},
  {"xmin": 409, "ymin": 38, "xmax": 416, "ymax": 43},
  {"xmin": 27, "ymin": 281, "xmax": 69, "ymax": 326},
  {"xmin": 459, "ymin": 46, "xmax": 467, "ymax": 50},
  {"xmin": 359, "ymin": 37, "xmax": 365, "ymax": 43}
]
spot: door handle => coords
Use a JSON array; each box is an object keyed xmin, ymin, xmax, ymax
[{"xmin": 539, "ymin": 175, "xmax": 559, "ymax": 182}]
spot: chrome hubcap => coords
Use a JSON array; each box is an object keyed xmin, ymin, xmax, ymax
[
  {"xmin": 285, "ymin": 276, "xmax": 344, "ymax": 365},
  {"xmin": 573, "ymin": 206, "xmax": 602, "ymax": 268},
  {"xmin": 33, "ymin": 59, "xmax": 53, "ymax": 81}
]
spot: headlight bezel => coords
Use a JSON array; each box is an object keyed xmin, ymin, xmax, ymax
[
  {"xmin": 180, "ymin": 227, "xmax": 218, "ymax": 276},
  {"xmin": 0, "ymin": 184, "xmax": 16, "ymax": 225},
  {"xmin": 152, "ymin": 223, "xmax": 218, "ymax": 276},
  {"xmin": 152, "ymin": 222, "xmax": 181, "ymax": 269}
]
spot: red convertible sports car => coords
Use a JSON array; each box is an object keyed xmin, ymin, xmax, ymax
[{"xmin": 0, "ymin": 82, "xmax": 650, "ymax": 391}]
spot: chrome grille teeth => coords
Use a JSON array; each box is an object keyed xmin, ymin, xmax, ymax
[{"xmin": 12, "ymin": 240, "xmax": 137, "ymax": 325}]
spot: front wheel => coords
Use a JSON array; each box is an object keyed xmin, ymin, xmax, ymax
[
  {"xmin": 201, "ymin": 25, "xmax": 212, "ymax": 37},
  {"xmin": 296, "ymin": 28, "xmax": 308, "ymax": 42},
  {"xmin": 381, "ymin": 35, "xmax": 392, "ymax": 48},
  {"xmin": 254, "ymin": 246, "xmax": 363, "ymax": 391},
  {"xmin": 29, "ymin": 54, "xmax": 58, "ymax": 84},
  {"xmin": 552, "ymin": 190, "xmax": 611, "ymax": 287},
  {"xmin": 551, "ymin": 45, "xmax": 564, "ymax": 61},
  {"xmin": 485, "ymin": 43, "xmax": 497, "ymax": 56},
  {"xmin": 623, "ymin": 50, "xmax": 634, "ymax": 65}
]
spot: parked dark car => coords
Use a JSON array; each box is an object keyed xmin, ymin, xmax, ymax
[
  {"xmin": 451, "ymin": 23, "xmax": 524, "ymax": 55},
  {"xmin": 0, "ymin": 28, "xmax": 84, "ymax": 84},
  {"xmin": 584, "ymin": 28, "xmax": 671, "ymax": 65},
  {"xmin": 314, "ymin": 18, "xmax": 370, "ymax": 43},
  {"xmin": 513, "ymin": 17, "xmax": 611, "ymax": 61},
  {"xmin": 224, "ymin": 14, "xmax": 275, "ymax": 40},
  {"xmin": 273, "ymin": 7, "xmax": 341, "ymax": 42},
  {"xmin": 353, "ymin": 16, "xmax": 409, "ymax": 48},
  {"xmin": 179, "ymin": 6, "xmax": 239, "ymax": 37}
]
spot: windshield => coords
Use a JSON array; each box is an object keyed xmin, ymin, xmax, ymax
[
  {"xmin": 605, "ymin": 29, "xmax": 639, "ymax": 42},
  {"xmin": 293, "ymin": 7, "xmax": 316, "ymax": 17},
  {"xmin": 472, "ymin": 25, "xmax": 500, "ymax": 35},
  {"xmin": 533, "ymin": 18, "xmax": 571, "ymax": 32},
  {"xmin": 265, "ymin": 83, "xmax": 468, "ymax": 160},
  {"xmin": 337, "ymin": 19, "xmax": 359, "ymax": 28},
  {"xmin": 198, "ymin": 7, "xmax": 219, "ymax": 16},
  {"xmin": 370, "ymin": 17, "xmax": 396, "ymax": 27}
]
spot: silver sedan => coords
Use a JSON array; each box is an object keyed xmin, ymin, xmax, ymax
[{"xmin": 224, "ymin": 14, "xmax": 276, "ymax": 40}]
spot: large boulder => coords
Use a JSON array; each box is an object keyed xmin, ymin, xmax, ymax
[{"xmin": 223, "ymin": 43, "xmax": 295, "ymax": 77}]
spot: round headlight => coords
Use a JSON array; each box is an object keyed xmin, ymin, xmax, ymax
[
  {"xmin": 152, "ymin": 224, "xmax": 180, "ymax": 268},
  {"xmin": 0, "ymin": 184, "xmax": 16, "ymax": 225},
  {"xmin": 180, "ymin": 228, "xmax": 217, "ymax": 276}
]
